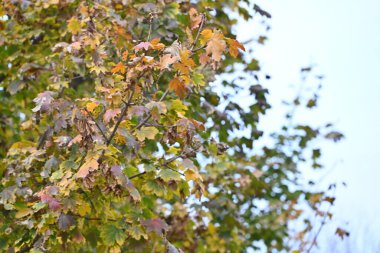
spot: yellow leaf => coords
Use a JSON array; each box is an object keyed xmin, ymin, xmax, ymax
[
  {"xmin": 67, "ymin": 17, "xmax": 81, "ymax": 35},
  {"xmin": 135, "ymin": 126, "xmax": 159, "ymax": 141},
  {"xmin": 150, "ymin": 38, "xmax": 165, "ymax": 50},
  {"xmin": 15, "ymin": 208, "xmax": 33, "ymax": 219},
  {"xmin": 171, "ymin": 99, "xmax": 188, "ymax": 113},
  {"xmin": 86, "ymin": 102, "xmax": 98, "ymax": 112},
  {"xmin": 77, "ymin": 201, "xmax": 91, "ymax": 216},
  {"xmin": 110, "ymin": 246, "xmax": 121, "ymax": 253},
  {"xmin": 200, "ymin": 29, "xmax": 214, "ymax": 44},
  {"xmin": 184, "ymin": 169, "xmax": 202, "ymax": 181}
]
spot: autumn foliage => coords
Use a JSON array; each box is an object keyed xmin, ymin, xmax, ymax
[{"xmin": 0, "ymin": 1, "xmax": 343, "ymax": 252}]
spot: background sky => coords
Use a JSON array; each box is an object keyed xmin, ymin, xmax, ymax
[{"xmin": 237, "ymin": 0, "xmax": 380, "ymax": 251}]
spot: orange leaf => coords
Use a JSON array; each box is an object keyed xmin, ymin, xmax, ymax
[
  {"xmin": 122, "ymin": 51, "xmax": 129, "ymax": 61},
  {"xmin": 226, "ymin": 38, "xmax": 245, "ymax": 58},
  {"xmin": 111, "ymin": 62, "xmax": 126, "ymax": 74},
  {"xmin": 169, "ymin": 77, "xmax": 187, "ymax": 98}
]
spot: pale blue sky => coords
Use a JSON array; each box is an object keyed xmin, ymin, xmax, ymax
[{"xmin": 237, "ymin": 0, "xmax": 380, "ymax": 251}]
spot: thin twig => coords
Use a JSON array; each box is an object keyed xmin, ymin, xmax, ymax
[
  {"xmin": 129, "ymin": 171, "xmax": 146, "ymax": 180},
  {"xmin": 164, "ymin": 164, "xmax": 185, "ymax": 176},
  {"xmin": 84, "ymin": 108, "xmax": 108, "ymax": 141},
  {"xmin": 190, "ymin": 14, "xmax": 206, "ymax": 51},
  {"xmin": 133, "ymin": 74, "xmax": 168, "ymax": 131},
  {"xmin": 106, "ymin": 88, "xmax": 135, "ymax": 145},
  {"xmin": 147, "ymin": 15, "xmax": 153, "ymax": 41},
  {"xmin": 72, "ymin": 213, "xmax": 118, "ymax": 222},
  {"xmin": 191, "ymin": 45, "xmax": 206, "ymax": 54},
  {"xmin": 162, "ymin": 154, "xmax": 183, "ymax": 166},
  {"xmin": 306, "ymin": 205, "xmax": 332, "ymax": 253}
]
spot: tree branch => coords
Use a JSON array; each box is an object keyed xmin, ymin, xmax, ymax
[
  {"xmin": 106, "ymin": 87, "xmax": 135, "ymax": 145},
  {"xmin": 84, "ymin": 108, "xmax": 108, "ymax": 141},
  {"xmin": 190, "ymin": 14, "xmax": 206, "ymax": 51},
  {"xmin": 129, "ymin": 171, "xmax": 146, "ymax": 180},
  {"xmin": 133, "ymin": 73, "xmax": 169, "ymax": 131}
]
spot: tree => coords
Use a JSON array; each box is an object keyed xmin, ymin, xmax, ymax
[{"xmin": 0, "ymin": 1, "xmax": 344, "ymax": 252}]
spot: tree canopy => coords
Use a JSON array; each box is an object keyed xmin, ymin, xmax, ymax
[{"xmin": 0, "ymin": 1, "xmax": 345, "ymax": 252}]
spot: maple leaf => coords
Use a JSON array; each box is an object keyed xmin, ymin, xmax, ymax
[
  {"xmin": 163, "ymin": 40, "xmax": 181, "ymax": 57},
  {"xmin": 101, "ymin": 224, "xmax": 126, "ymax": 246},
  {"xmin": 67, "ymin": 17, "xmax": 81, "ymax": 35},
  {"xmin": 150, "ymin": 38, "xmax": 165, "ymax": 50},
  {"xmin": 76, "ymin": 155, "xmax": 99, "ymax": 178},
  {"xmin": 146, "ymin": 101, "xmax": 167, "ymax": 114},
  {"xmin": 32, "ymin": 91, "xmax": 55, "ymax": 113},
  {"xmin": 111, "ymin": 62, "xmax": 126, "ymax": 74},
  {"xmin": 128, "ymin": 105, "xmax": 149, "ymax": 119},
  {"xmin": 141, "ymin": 218, "xmax": 168, "ymax": 236},
  {"xmin": 135, "ymin": 126, "xmax": 159, "ymax": 141},
  {"xmin": 200, "ymin": 29, "xmax": 214, "ymax": 44},
  {"xmin": 90, "ymin": 65, "xmax": 107, "ymax": 75},
  {"xmin": 173, "ymin": 49, "xmax": 195, "ymax": 75},
  {"xmin": 169, "ymin": 77, "xmax": 187, "ymax": 98},
  {"xmin": 126, "ymin": 225, "xmax": 148, "ymax": 240},
  {"xmin": 58, "ymin": 214, "xmax": 75, "ymax": 231},
  {"xmin": 86, "ymin": 101, "xmax": 98, "ymax": 112},
  {"xmin": 159, "ymin": 54, "xmax": 179, "ymax": 70},
  {"xmin": 158, "ymin": 169, "xmax": 181, "ymax": 182},
  {"xmin": 200, "ymin": 29, "xmax": 227, "ymax": 62},
  {"xmin": 189, "ymin": 8, "xmax": 202, "ymax": 30},
  {"xmin": 111, "ymin": 165, "xmax": 141, "ymax": 202},
  {"xmin": 142, "ymin": 180, "xmax": 165, "ymax": 197},
  {"xmin": 226, "ymin": 38, "xmax": 245, "ymax": 58},
  {"xmin": 15, "ymin": 208, "xmax": 33, "ymax": 219},
  {"xmin": 122, "ymin": 51, "xmax": 129, "ymax": 61},
  {"xmin": 206, "ymin": 33, "xmax": 226, "ymax": 61},
  {"xmin": 37, "ymin": 186, "xmax": 62, "ymax": 211},
  {"xmin": 133, "ymin": 42, "xmax": 151, "ymax": 51},
  {"xmin": 103, "ymin": 109, "xmax": 121, "ymax": 124}
]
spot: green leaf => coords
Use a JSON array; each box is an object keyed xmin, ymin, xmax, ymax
[
  {"xmin": 158, "ymin": 169, "xmax": 182, "ymax": 182},
  {"xmin": 192, "ymin": 72, "xmax": 205, "ymax": 87},
  {"xmin": 142, "ymin": 180, "xmax": 165, "ymax": 197},
  {"xmin": 101, "ymin": 224, "xmax": 126, "ymax": 246},
  {"xmin": 126, "ymin": 225, "xmax": 147, "ymax": 241}
]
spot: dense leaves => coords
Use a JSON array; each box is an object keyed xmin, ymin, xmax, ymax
[{"xmin": 0, "ymin": 0, "xmax": 344, "ymax": 252}]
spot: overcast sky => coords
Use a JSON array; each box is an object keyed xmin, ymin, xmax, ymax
[{"xmin": 237, "ymin": 0, "xmax": 380, "ymax": 251}]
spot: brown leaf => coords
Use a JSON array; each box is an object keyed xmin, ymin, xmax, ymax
[{"xmin": 141, "ymin": 218, "xmax": 168, "ymax": 235}]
